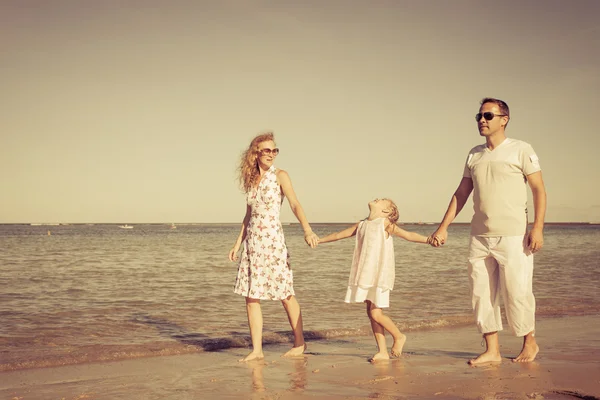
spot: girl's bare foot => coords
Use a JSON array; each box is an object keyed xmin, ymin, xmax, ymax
[
  {"xmin": 468, "ymin": 350, "xmax": 502, "ymax": 365},
  {"xmin": 282, "ymin": 343, "xmax": 307, "ymax": 358},
  {"xmin": 391, "ymin": 334, "xmax": 406, "ymax": 357},
  {"xmin": 513, "ymin": 342, "xmax": 539, "ymax": 363},
  {"xmin": 369, "ymin": 352, "xmax": 390, "ymax": 363},
  {"xmin": 239, "ymin": 351, "xmax": 264, "ymax": 362}
]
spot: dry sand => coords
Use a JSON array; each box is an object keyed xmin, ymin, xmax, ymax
[{"xmin": 1, "ymin": 315, "xmax": 599, "ymax": 399}]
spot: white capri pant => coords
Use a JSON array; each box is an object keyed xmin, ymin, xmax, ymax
[{"xmin": 468, "ymin": 235, "xmax": 535, "ymax": 337}]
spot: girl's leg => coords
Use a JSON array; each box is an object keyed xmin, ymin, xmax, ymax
[
  {"xmin": 281, "ymin": 295, "xmax": 306, "ymax": 357},
  {"xmin": 367, "ymin": 301, "xmax": 407, "ymax": 359},
  {"xmin": 241, "ymin": 297, "xmax": 264, "ymax": 362},
  {"xmin": 366, "ymin": 300, "xmax": 389, "ymax": 361}
]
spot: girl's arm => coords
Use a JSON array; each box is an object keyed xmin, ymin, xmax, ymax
[
  {"xmin": 228, "ymin": 204, "xmax": 251, "ymax": 261},
  {"xmin": 387, "ymin": 223, "xmax": 430, "ymax": 244},
  {"xmin": 318, "ymin": 223, "xmax": 360, "ymax": 244},
  {"xmin": 277, "ymin": 169, "xmax": 319, "ymax": 248}
]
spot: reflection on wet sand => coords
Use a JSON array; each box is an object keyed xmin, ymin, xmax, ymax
[
  {"xmin": 288, "ymin": 358, "xmax": 308, "ymax": 392},
  {"xmin": 245, "ymin": 356, "xmax": 308, "ymax": 395},
  {"xmin": 248, "ymin": 360, "xmax": 267, "ymax": 393},
  {"xmin": 368, "ymin": 358, "xmax": 406, "ymax": 398}
]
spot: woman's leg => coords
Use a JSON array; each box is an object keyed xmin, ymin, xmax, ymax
[
  {"xmin": 240, "ymin": 297, "xmax": 264, "ymax": 362},
  {"xmin": 281, "ymin": 295, "xmax": 306, "ymax": 357}
]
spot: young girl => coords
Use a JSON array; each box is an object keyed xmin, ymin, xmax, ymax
[{"xmin": 318, "ymin": 198, "xmax": 431, "ymax": 362}]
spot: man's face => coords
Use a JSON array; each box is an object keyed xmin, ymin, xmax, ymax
[{"xmin": 477, "ymin": 102, "xmax": 508, "ymax": 137}]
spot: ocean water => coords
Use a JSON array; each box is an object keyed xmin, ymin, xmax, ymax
[{"xmin": 1, "ymin": 223, "xmax": 599, "ymax": 371}]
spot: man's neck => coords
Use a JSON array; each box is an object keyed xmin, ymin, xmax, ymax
[{"xmin": 486, "ymin": 132, "xmax": 507, "ymax": 150}]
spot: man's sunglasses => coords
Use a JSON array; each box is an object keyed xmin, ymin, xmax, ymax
[
  {"xmin": 259, "ymin": 148, "xmax": 280, "ymax": 156},
  {"xmin": 476, "ymin": 112, "xmax": 507, "ymax": 121}
]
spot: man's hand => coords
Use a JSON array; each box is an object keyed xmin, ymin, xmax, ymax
[
  {"xmin": 526, "ymin": 227, "xmax": 544, "ymax": 253},
  {"xmin": 428, "ymin": 228, "xmax": 448, "ymax": 247}
]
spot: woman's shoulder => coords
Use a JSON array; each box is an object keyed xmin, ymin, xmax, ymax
[{"xmin": 275, "ymin": 168, "xmax": 290, "ymax": 181}]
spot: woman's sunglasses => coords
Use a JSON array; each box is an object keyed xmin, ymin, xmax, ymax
[
  {"xmin": 475, "ymin": 112, "xmax": 507, "ymax": 121},
  {"xmin": 258, "ymin": 148, "xmax": 280, "ymax": 156}
]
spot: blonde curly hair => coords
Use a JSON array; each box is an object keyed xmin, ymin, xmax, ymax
[
  {"xmin": 237, "ymin": 132, "xmax": 276, "ymax": 193},
  {"xmin": 383, "ymin": 198, "xmax": 399, "ymax": 225}
]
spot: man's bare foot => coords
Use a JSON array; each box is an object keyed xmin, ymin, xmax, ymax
[
  {"xmin": 468, "ymin": 350, "xmax": 502, "ymax": 365},
  {"xmin": 282, "ymin": 343, "xmax": 306, "ymax": 358},
  {"xmin": 369, "ymin": 352, "xmax": 390, "ymax": 363},
  {"xmin": 391, "ymin": 334, "xmax": 406, "ymax": 357},
  {"xmin": 239, "ymin": 351, "xmax": 264, "ymax": 362},
  {"xmin": 513, "ymin": 341, "xmax": 539, "ymax": 363}
]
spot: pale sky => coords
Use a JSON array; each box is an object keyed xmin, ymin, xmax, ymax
[{"xmin": 2, "ymin": 0, "xmax": 599, "ymax": 224}]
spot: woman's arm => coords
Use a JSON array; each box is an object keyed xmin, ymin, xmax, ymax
[
  {"xmin": 388, "ymin": 224, "xmax": 430, "ymax": 244},
  {"xmin": 318, "ymin": 223, "xmax": 360, "ymax": 244},
  {"xmin": 277, "ymin": 169, "xmax": 319, "ymax": 247},
  {"xmin": 228, "ymin": 204, "xmax": 251, "ymax": 261}
]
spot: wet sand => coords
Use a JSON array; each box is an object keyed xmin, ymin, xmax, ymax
[{"xmin": 1, "ymin": 315, "xmax": 599, "ymax": 399}]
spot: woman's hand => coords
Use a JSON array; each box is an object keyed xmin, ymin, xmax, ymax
[
  {"xmin": 304, "ymin": 231, "xmax": 319, "ymax": 248},
  {"xmin": 228, "ymin": 246, "xmax": 240, "ymax": 262}
]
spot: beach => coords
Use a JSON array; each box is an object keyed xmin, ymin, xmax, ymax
[
  {"xmin": 1, "ymin": 223, "xmax": 599, "ymax": 398},
  {"xmin": 2, "ymin": 315, "xmax": 599, "ymax": 399}
]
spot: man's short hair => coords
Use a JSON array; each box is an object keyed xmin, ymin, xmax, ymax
[{"xmin": 481, "ymin": 97, "xmax": 510, "ymax": 127}]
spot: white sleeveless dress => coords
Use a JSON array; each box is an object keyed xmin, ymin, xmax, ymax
[
  {"xmin": 345, "ymin": 218, "xmax": 395, "ymax": 308},
  {"xmin": 234, "ymin": 166, "xmax": 294, "ymax": 300}
]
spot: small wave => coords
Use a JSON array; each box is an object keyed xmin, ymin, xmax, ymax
[{"xmin": 2, "ymin": 308, "xmax": 598, "ymax": 373}]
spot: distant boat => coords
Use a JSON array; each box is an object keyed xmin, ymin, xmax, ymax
[
  {"xmin": 119, "ymin": 224, "xmax": 133, "ymax": 229},
  {"xmin": 170, "ymin": 223, "xmax": 177, "ymax": 229}
]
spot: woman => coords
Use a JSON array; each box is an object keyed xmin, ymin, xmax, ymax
[{"xmin": 228, "ymin": 132, "xmax": 318, "ymax": 362}]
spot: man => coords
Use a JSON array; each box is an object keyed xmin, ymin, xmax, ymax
[{"xmin": 430, "ymin": 97, "xmax": 547, "ymax": 364}]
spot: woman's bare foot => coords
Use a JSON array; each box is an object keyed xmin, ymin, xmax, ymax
[
  {"xmin": 468, "ymin": 350, "xmax": 502, "ymax": 365},
  {"xmin": 391, "ymin": 334, "xmax": 406, "ymax": 357},
  {"xmin": 282, "ymin": 343, "xmax": 307, "ymax": 358},
  {"xmin": 239, "ymin": 351, "xmax": 264, "ymax": 362},
  {"xmin": 369, "ymin": 352, "xmax": 390, "ymax": 363},
  {"xmin": 513, "ymin": 341, "xmax": 539, "ymax": 363}
]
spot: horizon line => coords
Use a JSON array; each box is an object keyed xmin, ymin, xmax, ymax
[{"xmin": 1, "ymin": 222, "xmax": 598, "ymax": 226}]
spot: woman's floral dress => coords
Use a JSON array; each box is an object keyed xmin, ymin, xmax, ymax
[{"xmin": 234, "ymin": 166, "xmax": 294, "ymax": 300}]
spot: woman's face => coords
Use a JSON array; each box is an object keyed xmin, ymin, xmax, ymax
[{"xmin": 256, "ymin": 140, "xmax": 279, "ymax": 169}]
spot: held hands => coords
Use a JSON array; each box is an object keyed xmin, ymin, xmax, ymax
[
  {"xmin": 304, "ymin": 231, "xmax": 319, "ymax": 248},
  {"xmin": 526, "ymin": 227, "xmax": 544, "ymax": 253},
  {"xmin": 427, "ymin": 228, "xmax": 448, "ymax": 247}
]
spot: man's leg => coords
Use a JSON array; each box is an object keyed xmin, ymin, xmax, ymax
[
  {"xmin": 495, "ymin": 236, "xmax": 539, "ymax": 362},
  {"xmin": 468, "ymin": 236, "xmax": 503, "ymax": 365}
]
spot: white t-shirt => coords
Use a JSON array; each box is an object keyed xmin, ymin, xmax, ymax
[{"xmin": 463, "ymin": 138, "xmax": 541, "ymax": 236}]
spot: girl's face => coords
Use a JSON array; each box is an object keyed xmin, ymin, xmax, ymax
[
  {"xmin": 256, "ymin": 140, "xmax": 279, "ymax": 169},
  {"xmin": 368, "ymin": 198, "xmax": 393, "ymax": 216}
]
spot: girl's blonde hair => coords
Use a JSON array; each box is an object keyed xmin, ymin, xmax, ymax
[
  {"xmin": 383, "ymin": 198, "xmax": 399, "ymax": 225},
  {"xmin": 238, "ymin": 132, "xmax": 275, "ymax": 193}
]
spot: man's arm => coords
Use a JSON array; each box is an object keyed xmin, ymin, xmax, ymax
[
  {"xmin": 526, "ymin": 171, "xmax": 547, "ymax": 253},
  {"xmin": 430, "ymin": 177, "xmax": 474, "ymax": 246}
]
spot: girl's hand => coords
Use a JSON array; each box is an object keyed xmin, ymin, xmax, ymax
[
  {"xmin": 228, "ymin": 247, "xmax": 239, "ymax": 262},
  {"xmin": 427, "ymin": 229, "xmax": 447, "ymax": 247},
  {"xmin": 304, "ymin": 231, "xmax": 319, "ymax": 248}
]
